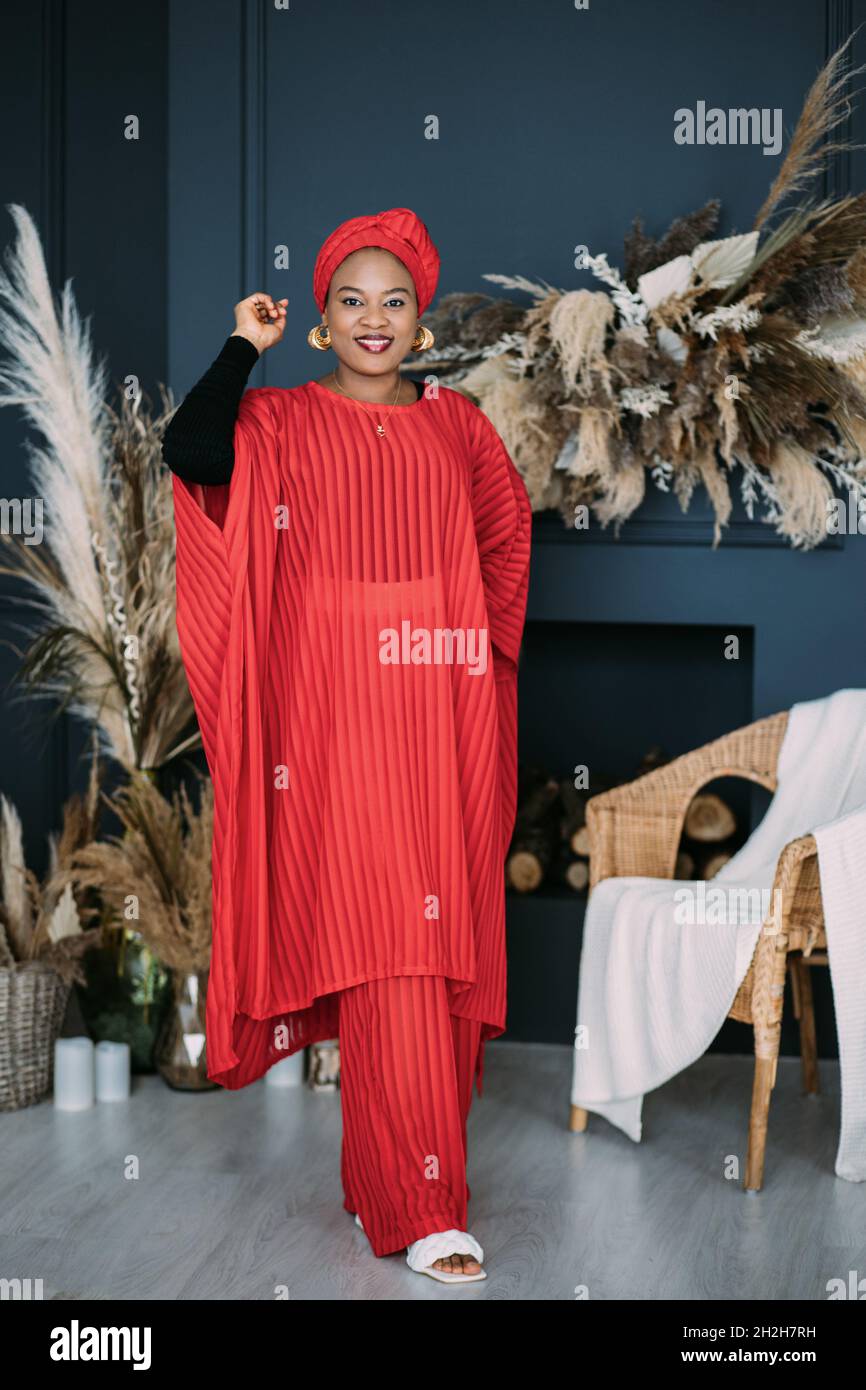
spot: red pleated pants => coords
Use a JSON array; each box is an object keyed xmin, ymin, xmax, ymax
[{"xmin": 338, "ymin": 974, "xmax": 485, "ymax": 1258}]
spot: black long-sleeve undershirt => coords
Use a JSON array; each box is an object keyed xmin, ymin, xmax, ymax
[
  {"xmin": 161, "ymin": 333, "xmax": 425, "ymax": 486},
  {"xmin": 161, "ymin": 333, "xmax": 261, "ymax": 485}
]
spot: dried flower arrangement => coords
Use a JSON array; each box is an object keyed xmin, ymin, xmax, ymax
[
  {"xmin": 0, "ymin": 205, "xmax": 216, "ymax": 1071},
  {"xmin": 417, "ymin": 36, "xmax": 866, "ymax": 548},
  {"xmin": 56, "ymin": 769, "xmax": 214, "ymax": 978},
  {"xmin": 0, "ymin": 737, "xmax": 104, "ymax": 984},
  {"xmin": 0, "ymin": 204, "xmax": 201, "ymax": 770}
]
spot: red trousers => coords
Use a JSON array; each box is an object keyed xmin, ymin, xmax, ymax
[{"xmin": 338, "ymin": 974, "xmax": 485, "ymax": 1257}]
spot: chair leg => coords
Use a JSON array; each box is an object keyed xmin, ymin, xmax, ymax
[
  {"xmin": 569, "ymin": 1104, "xmax": 588, "ymax": 1132},
  {"xmin": 744, "ymin": 933, "xmax": 788, "ymax": 1193},
  {"xmin": 745, "ymin": 1056, "xmax": 777, "ymax": 1192},
  {"xmin": 790, "ymin": 957, "xmax": 819, "ymax": 1094}
]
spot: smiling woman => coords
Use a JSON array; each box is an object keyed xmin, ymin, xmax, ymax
[{"xmin": 165, "ymin": 205, "xmax": 532, "ymax": 1286}]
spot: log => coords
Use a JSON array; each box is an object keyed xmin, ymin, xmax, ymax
[
  {"xmin": 571, "ymin": 824, "xmax": 591, "ymax": 857},
  {"xmin": 683, "ymin": 792, "xmax": 736, "ymax": 842},
  {"xmin": 514, "ymin": 776, "xmax": 560, "ymax": 827},
  {"xmin": 517, "ymin": 763, "xmax": 555, "ymax": 807},
  {"xmin": 507, "ymin": 850, "xmax": 549, "ymax": 892},
  {"xmin": 549, "ymin": 843, "xmax": 590, "ymax": 893},
  {"xmin": 560, "ymin": 771, "xmax": 618, "ymax": 854},
  {"xmin": 564, "ymin": 858, "xmax": 589, "ymax": 892},
  {"xmin": 675, "ymin": 850, "xmax": 695, "ymax": 879},
  {"xmin": 701, "ymin": 850, "xmax": 733, "ymax": 880},
  {"xmin": 507, "ymin": 774, "xmax": 561, "ymax": 892},
  {"xmin": 558, "ymin": 779, "xmax": 591, "ymax": 844}
]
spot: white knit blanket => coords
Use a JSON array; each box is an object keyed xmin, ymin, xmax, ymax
[{"xmin": 570, "ymin": 688, "xmax": 866, "ymax": 1182}]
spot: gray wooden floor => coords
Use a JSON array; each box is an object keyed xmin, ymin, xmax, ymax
[{"xmin": 1, "ymin": 1042, "xmax": 863, "ymax": 1300}]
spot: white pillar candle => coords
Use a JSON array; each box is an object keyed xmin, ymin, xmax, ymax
[
  {"xmin": 265, "ymin": 1050, "xmax": 306, "ymax": 1087},
  {"xmin": 53, "ymin": 1037, "xmax": 95, "ymax": 1111},
  {"xmin": 95, "ymin": 1040, "xmax": 131, "ymax": 1101}
]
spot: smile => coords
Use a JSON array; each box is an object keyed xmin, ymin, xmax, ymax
[{"xmin": 355, "ymin": 335, "xmax": 393, "ymax": 353}]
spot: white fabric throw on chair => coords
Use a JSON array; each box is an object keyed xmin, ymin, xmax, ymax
[
  {"xmin": 812, "ymin": 806, "xmax": 866, "ymax": 1181},
  {"xmin": 570, "ymin": 688, "xmax": 866, "ymax": 1182}
]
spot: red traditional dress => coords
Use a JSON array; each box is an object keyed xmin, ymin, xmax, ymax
[{"xmin": 171, "ymin": 378, "xmax": 531, "ymax": 1099}]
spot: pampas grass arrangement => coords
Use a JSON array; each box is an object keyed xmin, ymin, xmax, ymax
[
  {"xmin": 417, "ymin": 35, "xmax": 866, "ymax": 547},
  {"xmin": 0, "ymin": 734, "xmax": 103, "ymax": 985},
  {"xmin": 0, "ymin": 203, "xmax": 215, "ymax": 1074},
  {"xmin": 0, "ymin": 203, "xmax": 201, "ymax": 769},
  {"xmin": 58, "ymin": 769, "xmax": 214, "ymax": 977}
]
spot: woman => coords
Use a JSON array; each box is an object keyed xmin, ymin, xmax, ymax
[{"xmin": 164, "ymin": 207, "xmax": 532, "ymax": 1284}]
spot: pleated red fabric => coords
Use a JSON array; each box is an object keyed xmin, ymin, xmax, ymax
[
  {"xmin": 171, "ymin": 378, "xmax": 532, "ymax": 1089},
  {"xmin": 339, "ymin": 973, "xmax": 483, "ymax": 1256}
]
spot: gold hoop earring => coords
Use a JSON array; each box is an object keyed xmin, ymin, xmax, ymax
[
  {"xmin": 411, "ymin": 325, "xmax": 435, "ymax": 353},
  {"xmin": 307, "ymin": 323, "xmax": 331, "ymax": 351}
]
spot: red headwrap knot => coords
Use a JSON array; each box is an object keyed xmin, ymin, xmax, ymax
[{"xmin": 312, "ymin": 207, "xmax": 440, "ymax": 318}]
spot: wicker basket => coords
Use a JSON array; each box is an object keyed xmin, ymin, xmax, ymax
[{"xmin": 0, "ymin": 962, "xmax": 71, "ymax": 1111}]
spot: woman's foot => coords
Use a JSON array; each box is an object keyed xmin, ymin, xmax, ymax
[
  {"xmin": 355, "ymin": 1216, "xmax": 487, "ymax": 1281},
  {"xmin": 432, "ymin": 1252, "xmax": 483, "ymax": 1276}
]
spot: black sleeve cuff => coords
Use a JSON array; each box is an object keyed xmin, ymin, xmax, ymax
[{"xmin": 218, "ymin": 333, "xmax": 261, "ymax": 374}]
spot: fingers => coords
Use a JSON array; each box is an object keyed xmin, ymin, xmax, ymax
[
  {"xmin": 248, "ymin": 294, "xmax": 288, "ymax": 322},
  {"xmin": 234, "ymin": 294, "xmax": 288, "ymax": 350}
]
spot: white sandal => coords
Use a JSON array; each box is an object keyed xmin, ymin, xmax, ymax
[
  {"xmin": 354, "ymin": 1214, "xmax": 486, "ymax": 1282},
  {"xmin": 406, "ymin": 1230, "xmax": 486, "ymax": 1283}
]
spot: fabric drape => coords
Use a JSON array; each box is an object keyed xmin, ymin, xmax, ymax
[{"xmin": 171, "ymin": 381, "xmax": 532, "ymax": 1088}]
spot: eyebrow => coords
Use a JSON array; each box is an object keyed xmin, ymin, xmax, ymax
[{"xmin": 334, "ymin": 285, "xmax": 412, "ymax": 296}]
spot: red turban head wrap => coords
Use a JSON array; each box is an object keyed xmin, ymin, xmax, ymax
[{"xmin": 312, "ymin": 206, "xmax": 440, "ymax": 318}]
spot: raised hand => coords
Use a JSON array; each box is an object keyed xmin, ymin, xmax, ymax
[{"xmin": 231, "ymin": 293, "xmax": 289, "ymax": 354}]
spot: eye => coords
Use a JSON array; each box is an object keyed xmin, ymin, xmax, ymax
[{"xmin": 339, "ymin": 296, "xmax": 407, "ymax": 309}]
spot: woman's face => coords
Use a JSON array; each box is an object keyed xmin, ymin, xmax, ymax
[{"xmin": 323, "ymin": 247, "xmax": 418, "ymax": 375}]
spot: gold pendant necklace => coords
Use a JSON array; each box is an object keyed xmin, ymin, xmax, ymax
[{"xmin": 329, "ymin": 372, "xmax": 403, "ymax": 438}]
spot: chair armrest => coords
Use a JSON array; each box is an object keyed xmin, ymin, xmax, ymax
[
  {"xmin": 586, "ymin": 710, "xmax": 789, "ymax": 889},
  {"xmin": 766, "ymin": 833, "xmax": 820, "ymax": 937},
  {"xmin": 730, "ymin": 832, "xmax": 821, "ymax": 1033}
]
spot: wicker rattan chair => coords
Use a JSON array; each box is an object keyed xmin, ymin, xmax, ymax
[{"xmin": 568, "ymin": 710, "xmax": 828, "ymax": 1192}]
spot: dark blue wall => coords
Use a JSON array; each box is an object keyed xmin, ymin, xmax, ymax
[{"xmin": 2, "ymin": 0, "xmax": 864, "ymax": 1055}]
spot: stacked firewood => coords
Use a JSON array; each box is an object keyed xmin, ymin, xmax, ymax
[
  {"xmin": 505, "ymin": 749, "xmax": 738, "ymax": 894},
  {"xmin": 675, "ymin": 791, "xmax": 737, "ymax": 881},
  {"xmin": 505, "ymin": 763, "xmax": 610, "ymax": 895}
]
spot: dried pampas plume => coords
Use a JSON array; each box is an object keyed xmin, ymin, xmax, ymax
[
  {"xmin": 696, "ymin": 444, "xmax": 733, "ymax": 547},
  {"xmin": 548, "ymin": 290, "xmax": 615, "ymax": 394},
  {"xmin": 0, "ymin": 732, "xmax": 104, "ymax": 983},
  {"xmin": 0, "ymin": 203, "xmax": 201, "ymax": 771},
  {"xmin": 59, "ymin": 770, "xmax": 214, "ymax": 976},
  {"xmin": 0, "ymin": 795, "xmax": 30, "ymax": 959},
  {"xmin": 754, "ymin": 32, "xmax": 866, "ymax": 230},
  {"xmin": 592, "ymin": 445, "xmax": 646, "ymax": 532},
  {"xmin": 456, "ymin": 357, "xmax": 558, "ymax": 509},
  {"xmin": 768, "ymin": 440, "xmax": 835, "ymax": 548},
  {"xmin": 573, "ymin": 407, "xmax": 616, "ymax": 482}
]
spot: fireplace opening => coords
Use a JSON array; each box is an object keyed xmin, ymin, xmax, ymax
[{"xmin": 504, "ymin": 619, "xmax": 775, "ymax": 1045}]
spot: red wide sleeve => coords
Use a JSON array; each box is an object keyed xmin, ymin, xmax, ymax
[
  {"xmin": 468, "ymin": 403, "xmax": 533, "ymax": 854},
  {"xmin": 171, "ymin": 387, "xmax": 284, "ymax": 1082},
  {"xmin": 170, "ymin": 388, "xmax": 282, "ymax": 773}
]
